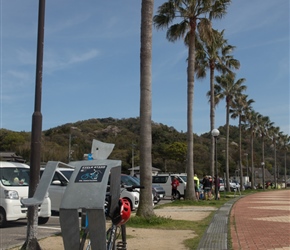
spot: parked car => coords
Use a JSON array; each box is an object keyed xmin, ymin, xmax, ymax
[
  {"xmin": 224, "ymin": 179, "xmax": 241, "ymax": 191},
  {"xmin": 108, "ymin": 174, "xmax": 140, "ymax": 210},
  {"xmin": 152, "ymin": 184, "xmax": 166, "ymax": 200},
  {"xmin": 152, "ymin": 173, "xmax": 187, "ymax": 199},
  {"xmin": 41, "ymin": 168, "xmax": 140, "ymax": 212},
  {"xmin": 0, "ymin": 161, "xmax": 51, "ymax": 227},
  {"xmin": 40, "ymin": 167, "xmax": 74, "ymax": 212},
  {"xmin": 219, "ymin": 178, "xmax": 225, "ymax": 191},
  {"xmin": 122, "ymin": 175, "xmax": 162, "ymax": 205},
  {"xmin": 131, "ymin": 175, "xmax": 165, "ymax": 201},
  {"xmin": 231, "ymin": 180, "xmax": 241, "ymax": 190}
]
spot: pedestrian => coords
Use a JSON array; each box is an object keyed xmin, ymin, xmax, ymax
[
  {"xmin": 214, "ymin": 175, "xmax": 220, "ymax": 200},
  {"xmin": 194, "ymin": 174, "xmax": 200, "ymax": 200},
  {"xmin": 171, "ymin": 176, "xmax": 179, "ymax": 200},
  {"xmin": 202, "ymin": 175, "xmax": 211, "ymax": 200}
]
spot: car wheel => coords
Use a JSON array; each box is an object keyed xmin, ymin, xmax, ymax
[
  {"xmin": 38, "ymin": 217, "xmax": 49, "ymax": 225},
  {"xmin": 0, "ymin": 208, "xmax": 7, "ymax": 228}
]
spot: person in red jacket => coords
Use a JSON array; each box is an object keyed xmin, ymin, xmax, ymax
[{"xmin": 171, "ymin": 176, "xmax": 180, "ymax": 200}]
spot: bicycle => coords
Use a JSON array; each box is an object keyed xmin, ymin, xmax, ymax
[
  {"xmin": 81, "ymin": 169, "xmax": 102, "ymax": 180},
  {"xmin": 80, "ymin": 185, "xmax": 143, "ymax": 250}
]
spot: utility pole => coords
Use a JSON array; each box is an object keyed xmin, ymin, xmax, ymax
[{"xmin": 22, "ymin": 1, "xmax": 46, "ymax": 249}]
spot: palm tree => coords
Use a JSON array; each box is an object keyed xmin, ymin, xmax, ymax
[
  {"xmin": 268, "ymin": 126, "xmax": 280, "ymax": 187},
  {"xmin": 244, "ymin": 110, "xmax": 260, "ymax": 188},
  {"xmin": 136, "ymin": 0, "xmax": 155, "ymax": 218},
  {"xmin": 257, "ymin": 115, "xmax": 273, "ymax": 189},
  {"xmin": 154, "ymin": 0, "xmax": 232, "ymax": 200},
  {"xmin": 230, "ymin": 94, "xmax": 254, "ymax": 189},
  {"xmin": 213, "ymin": 73, "xmax": 246, "ymax": 191},
  {"xmin": 196, "ymin": 29, "xmax": 240, "ymax": 177},
  {"xmin": 278, "ymin": 133, "xmax": 290, "ymax": 188}
]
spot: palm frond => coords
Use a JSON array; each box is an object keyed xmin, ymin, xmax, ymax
[
  {"xmin": 153, "ymin": 1, "xmax": 176, "ymax": 29},
  {"xmin": 166, "ymin": 21, "xmax": 189, "ymax": 42},
  {"xmin": 209, "ymin": 0, "xmax": 231, "ymax": 20}
]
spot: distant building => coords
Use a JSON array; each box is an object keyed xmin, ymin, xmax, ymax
[
  {"xmin": 0, "ymin": 152, "xmax": 25, "ymax": 163},
  {"xmin": 128, "ymin": 166, "xmax": 161, "ymax": 177}
]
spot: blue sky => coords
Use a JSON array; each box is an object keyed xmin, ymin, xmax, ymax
[{"xmin": 1, "ymin": 0, "xmax": 289, "ymax": 136}]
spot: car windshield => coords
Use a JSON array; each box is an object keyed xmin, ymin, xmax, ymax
[
  {"xmin": 0, "ymin": 167, "xmax": 30, "ymax": 186},
  {"xmin": 121, "ymin": 175, "xmax": 140, "ymax": 186}
]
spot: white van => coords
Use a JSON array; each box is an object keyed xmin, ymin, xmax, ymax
[
  {"xmin": 152, "ymin": 173, "xmax": 187, "ymax": 199},
  {"xmin": 0, "ymin": 161, "xmax": 51, "ymax": 227}
]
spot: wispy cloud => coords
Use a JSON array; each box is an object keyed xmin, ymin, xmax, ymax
[
  {"xmin": 215, "ymin": 0, "xmax": 288, "ymax": 35},
  {"xmin": 41, "ymin": 49, "xmax": 99, "ymax": 73},
  {"xmin": 46, "ymin": 13, "xmax": 91, "ymax": 35}
]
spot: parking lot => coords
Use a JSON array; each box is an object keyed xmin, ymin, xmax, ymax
[
  {"xmin": 0, "ymin": 216, "xmax": 61, "ymax": 250},
  {"xmin": 1, "ymin": 198, "xmax": 172, "ymax": 250}
]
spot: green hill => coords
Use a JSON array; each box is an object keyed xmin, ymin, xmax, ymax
[{"xmin": 0, "ymin": 117, "xmax": 288, "ymax": 179}]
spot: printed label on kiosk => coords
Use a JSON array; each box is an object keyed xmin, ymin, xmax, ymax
[{"xmin": 75, "ymin": 165, "xmax": 107, "ymax": 183}]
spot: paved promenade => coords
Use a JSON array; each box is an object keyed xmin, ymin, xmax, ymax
[
  {"xmin": 198, "ymin": 190, "xmax": 290, "ymax": 250},
  {"xmin": 230, "ymin": 190, "xmax": 290, "ymax": 250}
]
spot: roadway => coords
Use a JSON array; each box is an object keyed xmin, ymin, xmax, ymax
[
  {"xmin": 0, "ymin": 216, "xmax": 61, "ymax": 250},
  {"xmin": 0, "ymin": 198, "xmax": 171, "ymax": 250}
]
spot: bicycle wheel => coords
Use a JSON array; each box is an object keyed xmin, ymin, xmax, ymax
[
  {"xmin": 115, "ymin": 224, "xmax": 127, "ymax": 250},
  {"xmin": 79, "ymin": 228, "xmax": 91, "ymax": 250},
  {"xmin": 107, "ymin": 225, "xmax": 118, "ymax": 250}
]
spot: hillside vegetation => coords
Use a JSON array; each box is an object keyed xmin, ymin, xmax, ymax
[{"xmin": 0, "ymin": 117, "xmax": 288, "ymax": 178}]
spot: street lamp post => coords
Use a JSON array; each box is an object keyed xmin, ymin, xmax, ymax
[
  {"xmin": 68, "ymin": 134, "xmax": 74, "ymax": 163},
  {"xmin": 68, "ymin": 127, "xmax": 80, "ymax": 162},
  {"xmin": 211, "ymin": 128, "xmax": 220, "ymax": 200},
  {"xmin": 244, "ymin": 153, "xmax": 249, "ymax": 178},
  {"xmin": 261, "ymin": 162, "xmax": 265, "ymax": 190},
  {"xmin": 132, "ymin": 143, "xmax": 135, "ymax": 176}
]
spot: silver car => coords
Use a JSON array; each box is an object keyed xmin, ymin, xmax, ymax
[{"xmin": 41, "ymin": 168, "xmax": 140, "ymax": 212}]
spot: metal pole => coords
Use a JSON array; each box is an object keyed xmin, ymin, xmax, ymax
[
  {"xmin": 262, "ymin": 162, "xmax": 265, "ymax": 190},
  {"xmin": 68, "ymin": 133, "xmax": 71, "ymax": 163},
  {"xmin": 246, "ymin": 153, "xmax": 249, "ymax": 177},
  {"xmin": 24, "ymin": 0, "xmax": 46, "ymax": 249},
  {"xmin": 132, "ymin": 143, "xmax": 134, "ymax": 176},
  {"xmin": 215, "ymin": 137, "xmax": 218, "ymax": 200}
]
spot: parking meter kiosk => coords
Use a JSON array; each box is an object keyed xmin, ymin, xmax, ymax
[
  {"xmin": 59, "ymin": 159, "xmax": 121, "ymax": 250},
  {"xmin": 21, "ymin": 140, "xmax": 120, "ymax": 250}
]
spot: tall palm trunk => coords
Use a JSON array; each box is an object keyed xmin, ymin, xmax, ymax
[
  {"xmin": 185, "ymin": 19, "xmax": 196, "ymax": 200},
  {"xmin": 251, "ymin": 129, "xmax": 255, "ymax": 189},
  {"xmin": 136, "ymin": 0, "xmax": 155, "ymax": 218},
  {"xmin": 225, "ymin": 97, "xmax": 230, "ymax": 191},
  {"xmin": 284, "ymin": 152, "xmax": 287, "ymax": 189},
  {"xmin": 210, "ymin": 62, "xmax": 215, "ymax": 177},
  {"xmin": 262, "ymin": 135, "xmax": 265, "ymax": 190},
  {"xmin": 274, "ymin": 140, "xmax": 277, "ymax": 187},
  {"xmin": 239, "ymin": 116, "xmax": 243, "ymax": 189}
]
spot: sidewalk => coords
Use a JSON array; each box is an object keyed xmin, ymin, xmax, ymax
[
  {"xmin": 230, "ymin": 189, "xmax": 290, "ymax": 250},
  {"xmin": 198, "ymin": 189, "xmax": 290, "ymax": 250}
]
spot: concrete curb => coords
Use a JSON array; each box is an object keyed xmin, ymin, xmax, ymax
[{"xmin": 197, "ymin": 196, "xmax": 242, "ymax": 250}]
